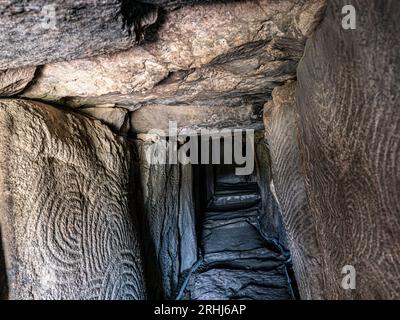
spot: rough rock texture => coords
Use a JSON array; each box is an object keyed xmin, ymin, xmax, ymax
[
  {"xmin": 130, "ymin": 104, "xmax": 263, "ymax": 134},
  {"xmin": 264, "ymin": 81, "xmax": 322, "ymax": 299},
  {"xmin": 21, "ymin": 0, "xmax": 326, "ymax": 113},
  {"xmin": 0, "ymin": 0, "xmax": 158, "ymax": 70},
  {"xmin": 255, "ymin": 132, "xmax": 288, "ymax": 248},
  {"xmin": 0, "ymin": 67, "xmax": 36, "ymax": 96},
  {"xmin": 296, "ymin": 0, "xmax": 400, "ymax": 299},
  {"xmin": 133, "ymin": 138, "xmax": 197, "ymax": 299},
  {"xmin": 79, "ymin": 107, "xmax": 130, "ymax": 133},
  {"xmin": 24, "ymin": 39, "xmax": 301, "ymax": 111},
  {"xmin": 294, "ymin": 0, "xmax": 327, "ymax": 36},
  {"xmin": 23, "ymin": 48, "xmax": 168, "ymax": 103},
  {"xmin": 143, "ymin": 0, "xmax": 325, "ymax": 69},
  {"xmin": 0, "ymin": 100, "xmax": 146, "ymax": 300},
  {"xmin": 184, "ymin": 267, "xmax": 292, "ymax": 300}
]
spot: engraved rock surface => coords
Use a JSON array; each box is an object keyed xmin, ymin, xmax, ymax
[
  {"xmin": 0, "ymin": 99, "xmax": 146, "ymax": 300},
  {"xmin": 264, "ymin": 81, "xmax": 322, "ymax": 299},
  {"xmin": 296, "ymin": 0, "xmax": 400, "ymax": 299}
]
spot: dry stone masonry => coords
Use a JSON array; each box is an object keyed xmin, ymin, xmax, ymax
[
  {"xmin": 0, "ymin": 100, "xmax": 146, "ymax": 299},
  {"xmin": 0, "ymin": 0, "xmax": 399, "ymax": 301}
]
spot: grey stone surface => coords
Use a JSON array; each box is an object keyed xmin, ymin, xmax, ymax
[
  {"xmin": 0, "ymin": 67, "xmax": 36, "ymax": 96},
  {"xmin": 0, "ymin": 0, "xmax": 158, "ymax": 70},
  {"xmin": 6, "ymin": 0, "xmax": 399, "ymax": 302},
  {"xmin": 254, "ymin": 132, "xmax": 289, "ymax": 248},
  {"xmin": 296, "ymin": 0, "xmax": 400, "ymax": 299},
  {"xmin": 184, "ymin": 268, "xmax": 292, "ymax": 300},
  {"xmin": 0, "ymin": 99, "xmax": 146, "ymax": 300},
  {"xmin": 133, "ymin": 138, "xmax": 198, "ymax": 299}
]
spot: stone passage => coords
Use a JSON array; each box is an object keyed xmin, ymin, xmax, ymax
[{"xmin": 181, "ymin": 165, "xmax": 295, "ymax": 300}]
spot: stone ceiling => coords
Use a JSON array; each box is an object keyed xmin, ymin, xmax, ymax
[{"xmin": 0, "ymin": 0, "xmax": 326, "ymax": 134}]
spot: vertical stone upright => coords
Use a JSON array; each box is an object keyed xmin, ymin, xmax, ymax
[
  {"xmin": 133, "ymin": 136, "xmax": 198, "ymax": 299},
  {"xmin": 0, "ymin": 99, "xmax": 146, "ymax": 300},
  {"xmin": 296, "ymin": 0, "xmax": 400, "ymax": 299},
  {"xmin": 264, "ymin": 81, "xmax": 323, "ymax": 299},
  {"xmin": 255, "ymin": 131, "xmax": 289, "ymax": 248},
  {"xmin": 0, "ymin": 67, "xmax": 36, "ymax": 96}
]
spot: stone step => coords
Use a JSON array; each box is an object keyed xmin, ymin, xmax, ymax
[
  {"xmin": 204, "ymin": 206, "xmax": 260, "ymax": 221},
  {"xmin": 183, "ymin": 267, "xmax": 292, "ymax": 300},
  {"xmin": 207, "ymin": 192, "xmax": 261, "ymax": 211},
  {"xmin": 214, "ymin": 182, "xmax": 259, "ymax": 195},
  {"xmin": 214, "ymin": 165, "xmax": 257, "ymax": 186}
]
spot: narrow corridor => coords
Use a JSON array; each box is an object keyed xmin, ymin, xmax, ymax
[{"xmin": 181, "ymin": 165, "xmax": 295, "ymax": 300}]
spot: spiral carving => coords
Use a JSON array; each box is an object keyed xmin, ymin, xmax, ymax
[{"xmin": 0, "ymin": 100, "xmax": 146, "ymax": 300}]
